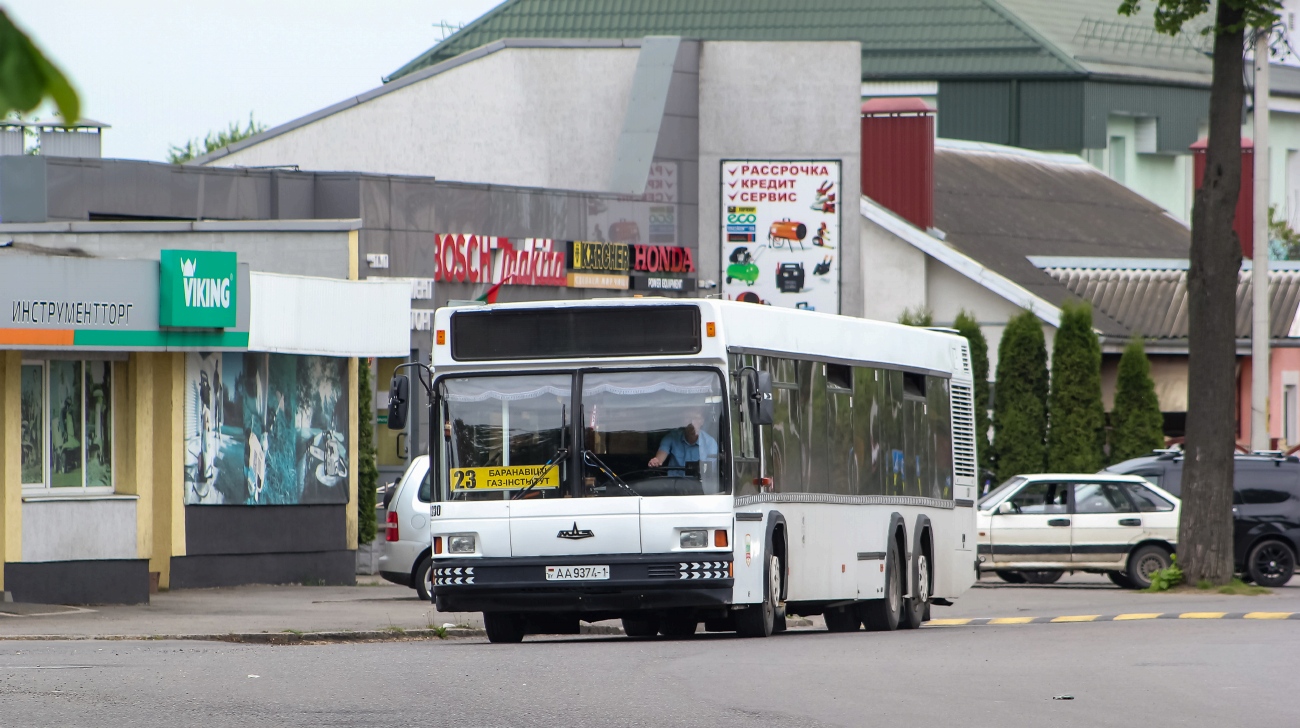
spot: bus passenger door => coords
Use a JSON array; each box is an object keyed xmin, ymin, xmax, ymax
[{"xmin": 988, "ymin": 480, "xmax": 1071, "ymax": 564}]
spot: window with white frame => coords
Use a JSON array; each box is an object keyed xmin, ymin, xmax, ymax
[{"xmin": 20, "ymin": 359, "xmax": 114, "ymax": 491}]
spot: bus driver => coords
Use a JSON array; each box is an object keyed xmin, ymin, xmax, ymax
[{"xmin": 648, "ymin": 410, "xmax": 719, "ymax": 477}]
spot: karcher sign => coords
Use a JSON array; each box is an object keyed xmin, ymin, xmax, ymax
[{"xmin": 160, "ymin": 250, "xmax": 237, "ymax": 328}]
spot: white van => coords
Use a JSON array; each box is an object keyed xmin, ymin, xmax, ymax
[{"xmin": 378, "ymin": 456, "xmax": 432, "ymax": 601}]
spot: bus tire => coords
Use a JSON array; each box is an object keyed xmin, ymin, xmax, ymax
[
  {"xmin": 622, "ymin": 614, "xmax": 660, "ymax": 638},
  {"xmin": 736, "ymin": 551, "xmax": 780, "ymax": 638},
  {"xmin": 900, "ymin": 549, "xmax": 930, "ymax": 630},
  {"xmin": 483, "ymin": 612, "xmax": 525, "ymax": 643},
  {"xmin": 659, "ymin": 611, "xmax": 698, "ymax": 638},
  {"xmin": 823, "ymin": 604, "xmax": 860, "ymax": 632},
  {"xmin": 861, "ymin": 542, "xmax": 902, "ymax": 632}
]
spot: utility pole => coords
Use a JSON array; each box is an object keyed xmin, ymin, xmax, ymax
[{"xmin": 1252, "ymin": 28, "xmax": 1271, "ymax": 453}]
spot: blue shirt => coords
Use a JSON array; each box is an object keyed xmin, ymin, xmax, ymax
[{"xmin": 657, "ymin": 428, "xmax": 719, "ymax": 476}]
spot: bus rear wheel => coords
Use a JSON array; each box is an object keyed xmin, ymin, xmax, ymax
[
  {"xmin": 900, "ymin": 551, "xmax": 930, "ymax": 630},
  {"xmin": 483, "ymin": 612, "xmax": 525, "ymax": 643},
  {"xmin": 861, "ymin": 543, "xmax": 902, "ymax": 632},
  {"xmin": 622, "ymin": 614, "xmax": 660, "ymax": 638},
  {"xmin": 736, "ymin": 552, "xmax": 780, "ymax": 638}
]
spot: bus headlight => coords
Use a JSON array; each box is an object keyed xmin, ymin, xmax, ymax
[
  {"xmin": 679, "ymin": 529, "xmax": 708, "ymax": 549},
  {"xmin": 449, "ymin": 534, "xmax": 477, "ymax": 554}
]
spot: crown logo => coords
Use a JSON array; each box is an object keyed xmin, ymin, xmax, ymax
[{"xmin": 180, "ymin": 258, "xmax": 197, "ymax": 277}]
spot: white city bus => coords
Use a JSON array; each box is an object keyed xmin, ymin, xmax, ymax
[{"xmin": 387, "ymin": 298, "xmax": 978, "ymax": 642}]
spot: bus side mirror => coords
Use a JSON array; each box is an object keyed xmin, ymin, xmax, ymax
[
  {"xmin": 387, "ymin": 375, "xmax": 410, "ymax": 431},
  {"xmin": 749, "ymin": 371, "xmax": 774, "ymax": 426}
]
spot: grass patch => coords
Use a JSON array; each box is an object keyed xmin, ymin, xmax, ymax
[
  {"xmin": 300, "ymin": 578, "xmax": 327, "ymax": 587},
  {"xmin": 1216, "ymin": 579, "xmax": 1271, "ymax": 596},
  {"xmin": 432, "ymin": 626, "xmax": 448, "ymax": 639},
  {"xmin": 282, "ymin": 628, "xmax": 304, "ymax": 636},
  {"xmin": 383, "ymin": 625, "xmax": 406, "ymax": 634}
]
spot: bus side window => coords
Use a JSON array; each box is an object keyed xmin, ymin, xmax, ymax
[{"xmin": 853, "ymin": 366, "xmax": 885, "ymax": 497}]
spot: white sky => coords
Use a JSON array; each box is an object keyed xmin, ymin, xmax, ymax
[{"xmin": 4, "ymin": 0, "xmax": 505, "ymax": 161}]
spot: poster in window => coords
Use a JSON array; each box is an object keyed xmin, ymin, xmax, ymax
[
  {"xmin": 184, "ymin": 352, "xmax": 350, "ymax": 505},
  {"xmin": 720, "ymin": 160, "xmax": 840, "ymax": 314},
  {"xmin": 20, "ymin": 364, "xmax": 43, "ymax": 484},
  {"xmin": 85, "ymin": 361, "xmax": 113, "ymax": 489},
  {"xmin": 49, "ymin": 360, "xmax": 83, "ymax": 488}
]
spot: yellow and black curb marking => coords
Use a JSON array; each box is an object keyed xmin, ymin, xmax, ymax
[{"xmin": 928, "ymin": 612, "xmax": 1299, "ymax": 626}]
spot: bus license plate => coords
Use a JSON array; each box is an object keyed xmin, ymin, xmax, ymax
[{"xmin": 545, "ymin": 565, "xmax": 610, "ymax": 581}]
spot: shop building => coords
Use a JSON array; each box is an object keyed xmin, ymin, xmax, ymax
[{"xmin": 0, "ymin": 221, "xmax": 408, "ymax": 603}]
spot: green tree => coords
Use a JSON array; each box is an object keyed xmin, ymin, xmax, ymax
[
  {"xmin": 356, "ymin": 358, "xmax": 378, "ymax": 544},
  {"xmin": 1047, "ymin": 302, "xmax": 1105, "ymax": 472},
  {"xmin": 0, "ymin": 9, "xmax": 79, "ymax": 121},
  {"xmin": 1118, "ymin": 0, "xmax": 1278, "ymax": 585},
  {"xmin": 897, "ymin": 306, "xmax": 933, "ymax": 327},
  {"xmin": 1268, "ymin": 205, "xmax": 1300, "ymax": 260},
  {"xmin": 1110, "ymin": 338, "xmax": 1166, "ymax": 463},
  {"xmin": 168, "ymin": 113, "xmax": 267, "ymax": 163},
  {"xmin": 992, "ymin": 310, "xmax": 1049, "ymax": 480},
  {"xmin": 953, "ymin": 310, "xmax": 992, "ymax": 474}
]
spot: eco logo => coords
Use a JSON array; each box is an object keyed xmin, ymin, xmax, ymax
[{"xmin": 160, "ymin": 249, "xmax": 237, "ymax": 328}]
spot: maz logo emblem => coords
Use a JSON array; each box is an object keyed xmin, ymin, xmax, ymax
[{"xmin": 557, "ymin": 522, "xmax": 595, "ymax": 540}]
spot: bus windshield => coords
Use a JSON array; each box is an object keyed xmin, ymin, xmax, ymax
[{"xmin": 438, "ymin": 369, "xmax": 727, "ymax": 501}]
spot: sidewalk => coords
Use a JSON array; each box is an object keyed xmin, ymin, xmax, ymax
[{"xmin": 0, "ymin": 576, "xmax": 483, "ymax": 640}]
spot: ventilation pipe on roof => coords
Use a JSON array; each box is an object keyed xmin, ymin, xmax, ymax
[
  {"xmin": 1190, "ymin": 137, "xmax": 1252, "ymax": 257},
  {"xmin": 861, "ymin": 97, "xmax": 935, "ymax": 231}
]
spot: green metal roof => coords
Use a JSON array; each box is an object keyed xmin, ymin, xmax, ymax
[{"xmin": 385, "ymin": 0, "xmax": 1086, "ymax": 83}]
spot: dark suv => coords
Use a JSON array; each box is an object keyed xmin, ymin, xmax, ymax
[{"xmin": 1107, "ymin": 453, "xmax": 1299, "ymax": 586}]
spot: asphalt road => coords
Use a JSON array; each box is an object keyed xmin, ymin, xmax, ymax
[{"xmin": 2, "ymin": 596, "xmax": 1297, "ymax": 727}]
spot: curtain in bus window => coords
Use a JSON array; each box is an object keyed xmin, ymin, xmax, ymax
[
  {"xmin": 806, "ymin": 362, "xmax": 830, "ymax": 494},
  {"xmin": 828, "ymin": 385, "xmax": 855, "ymax": 495},
  {"xmin": 929, "ymin": 376, "xmax": 953, "ymax": 500},
  {"xmin": 852, "ymin": 367, "xmax": 880, "ymax": 496},
  {"xmin": 883, "ymin": 370, "xmax": 905, "ymax": 496},
  {"xmin": 763, "ymin": 357, "xmax": 801, "ymax": 493}
]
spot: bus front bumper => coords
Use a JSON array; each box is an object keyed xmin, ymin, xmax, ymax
[{"xmin": 432, "ymin": 553, "xmax": 734, "ymax": 614}]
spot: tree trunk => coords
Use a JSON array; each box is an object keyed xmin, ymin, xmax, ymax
[{"xmin": 1179, "ymin": 3, "xmax": 1244, "ymax": 585}]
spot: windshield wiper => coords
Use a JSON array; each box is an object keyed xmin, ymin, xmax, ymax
[
  {"xmin": 582, "ymin": 450, "xmax": 637, "ymax": 495},
  {"xmin": 512, "ymin": 447, "xmax": 569, "ymax": 500}
]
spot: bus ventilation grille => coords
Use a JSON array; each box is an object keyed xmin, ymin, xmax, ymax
[{"xmin": 950, "ymin": 383, "xmax": 978, "ymax": 480}]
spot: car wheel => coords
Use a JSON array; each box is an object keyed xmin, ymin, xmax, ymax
[
  {"xmin": 1248, "ymin": 540, "xmax": 1297, "ymax": 588},
  {"xmin": 483, "ymin": 612, "xmax": 525, "ymax": 643},
  {"xmin": 1107, "ymin": 571, "xmax": 1136, "ymax": 589},
  {"xmin": 1127, "ymin": 545, "xmax": 1171, "ymax": 590},
  {"xmin": 1021, "ymin": 570, "xmax": 1062, "ymax": 585},
  {"xmin": 736, "ymin": 551, "xmax": 780, "ymax": 637},
  {"xmin": 658, "ymin": 612, "xmax": 698, "ymax": 638},
  {"xmin": 414, "ymin": 555, "xmax": 433, "ymax": 602},
  {"xmin": 900, "ymin": 550, "xmax": 931, "ymax": 629},
  {"xmin": 823, "ymin": 604, "xmax": 860, "ymax": 632},
  {"xmin": 621, "ymin": 614, "xmax": 660, "ymax": 638},
  {"xmin": 861, "ymin": 541, "xmax": 903, "ymax": 632},
  {"xmin": 995, "ymin": 570, "xmax": 1028, "ymax": 584}
]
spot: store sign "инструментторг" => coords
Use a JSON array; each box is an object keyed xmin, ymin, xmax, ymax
[{"xmin": 159, "ymin": 249, "xmax": 238, "ymax": 328}]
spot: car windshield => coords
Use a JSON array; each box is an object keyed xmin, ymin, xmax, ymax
[
  {"xmin": 436, "ymin": 369, "xmax": 727, "ymax": 500},
  {"xmin": 978, "ymin": 476, "xmax": 1026, "ymax": 510}
]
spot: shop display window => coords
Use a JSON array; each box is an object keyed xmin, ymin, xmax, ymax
[{"xmin": 20, "ymin": 360, "xmax": 114, "ymax": 492}]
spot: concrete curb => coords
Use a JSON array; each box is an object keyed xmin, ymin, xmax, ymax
[{"xmin": 0, "ymin": 623, "xmax": 628, "ymax": 644}]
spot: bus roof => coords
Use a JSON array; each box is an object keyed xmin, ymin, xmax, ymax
[{"xmin": 431, "ymin": 298, "xmax": 971, "ymax": 379}]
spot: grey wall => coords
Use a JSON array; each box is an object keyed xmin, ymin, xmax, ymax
[{"xmin": 698, "ymin": 41, "xmax": 863, "ymax": 316}]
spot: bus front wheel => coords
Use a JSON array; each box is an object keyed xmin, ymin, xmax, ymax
[
  {"xmin": 736, "ymin": 552, "xmax": 780, "ymax": 637},
  {"xmin": 483, "ymin": 612, "xmax": 525, "ymax": 643}
]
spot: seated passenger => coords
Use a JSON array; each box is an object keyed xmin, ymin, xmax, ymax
[{"xmin": 648, "ymin": 410, "xmax": 718, "ymax": 477}]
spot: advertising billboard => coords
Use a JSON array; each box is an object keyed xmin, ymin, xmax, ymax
[{"xmin": 721, "ymin": 160, "xmax": 841, "ymax": 313}]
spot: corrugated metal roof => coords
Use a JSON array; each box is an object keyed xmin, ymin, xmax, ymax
[
  {"xmin": 387, "ymin": 0, "xmax": 1216, "ymax": 86},
  {"xmin": 387, "ymin": 0, "xmax": 1079, "ymax": 83},
  {"xmin": 1042, "ymin": 266, "xmax": 1300, "ymax": 340}
]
